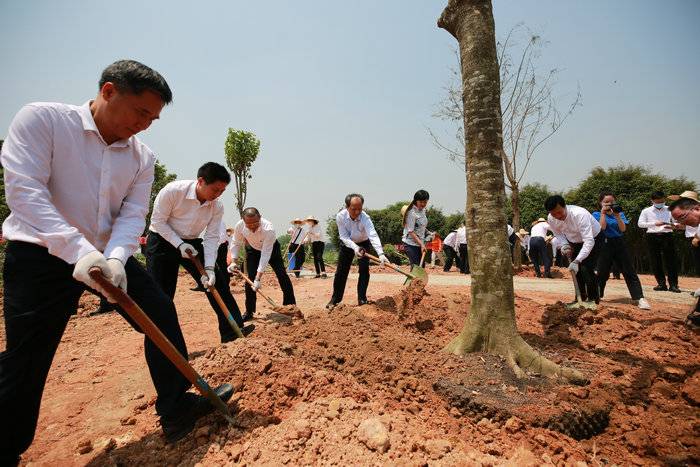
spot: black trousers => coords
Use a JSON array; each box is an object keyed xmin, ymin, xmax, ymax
[
  {"xmin": 458, "ymin": 244, "xmax": 470, "ymax": 274},
  {"xmin": 443, "ymin": 245, "xmax": 459, "ymax": 271},
  {"xmin": 645, "ymin": 232, "xmax": 678, "ymax": 287},
  {"xmin": 0, "ymin": 241, "xmax": 191, "ymax": 459},
  {"xmin": 312, "ymin": 241, "xmax": 326, "ymax": 274},
  {"xmin": 216, "ymin": 241, "xmax": 229, "ymax": 276},
  {"xmin": 288, "ymin": 243, "xmax": 305, "ymax": 278},
  {"xmin": 145, "ymin": 232, "xmax": 243, "ymax": 340},
  {"xmin": 688, "ymin": 238, "xmax": 700, "ymax": 276},
  {"xmin": 529, "ymin": 236, "xmax": 551, "ymax": 277},
  {"xmin": 570, "ymin": 233, "xmax": 604, "ymax": 302},
  {"xmin": 597, "ymin": 236, "xmax": 643, "ymax": 300},
  {"xmin": 246, "ymin": 241, "xmax": 296, "ymax": 314},
  {"xmin": 331, "ymin": 239, "xmax": 371, "ymax": 304}
]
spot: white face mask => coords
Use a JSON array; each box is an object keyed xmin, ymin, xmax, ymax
[{"xmin": 653, "ymin": 202, "xmax": 666, "ymax": 209}]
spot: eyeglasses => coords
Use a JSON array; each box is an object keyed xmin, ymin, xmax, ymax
[{"xmin": 675, "ymin": 210, "xmax": 690, "ymax": 223}]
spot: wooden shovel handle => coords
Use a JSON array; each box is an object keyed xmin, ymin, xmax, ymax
[
  {"xmin": 88, "ymin": 268, "xmax": 234, "ymax": 423},
  {"xmin": 364, "ymin": 252, "xmax": 415, "ymax": 279},
  {"xmin": 235, "ymin": 270, "xmax": 278, "ymax": 308},
  {"xmin": 187, "ymin": 253, "xmax": 243, "ymax": 338}
]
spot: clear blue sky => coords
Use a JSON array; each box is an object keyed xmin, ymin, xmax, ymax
[{"xmin": 1, "ymin": 1, "xmax": 698, "ymax": 235}]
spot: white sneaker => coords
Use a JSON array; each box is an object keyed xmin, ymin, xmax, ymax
[{"xmin": 637, "ymin": 298, "xmax": 651, "ymax": 310}]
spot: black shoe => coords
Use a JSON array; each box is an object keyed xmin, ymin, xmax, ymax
[
  {"xmin": 161, "ymin": 383, "xmax": 234, "ymax": 443},
  {"xmin": 190, "ymin": 285, "xmax": 207, "ymax": 292},
  {"xmin": 221, "ymin": 324, "xmax": 255, "ymax": 343},
  {"xmin": 358, "ymin": 299, "xmax": 374, "ymax": 306},
  {"xmin": 326, "ymin": 302, "xmax": 337, "ymax": 311},
  {"xmin": 315, "ymin": 274, "xmax": 321, "ymax": 278},
  {"xmin": 653, "ymin": 285, "xmax": 668, "ymax": 291},
  {"xmin": 242, "ymin": 311, "xmax": 254, "ymax": 322},
  {"xmin": 321, "ymin": 273, "xmax": 328, "ymax": 278},
  {"xmin": 545, "ymin": 273, "xmax": 553, "ymax": 279},
  {"xmin": 535, "ymin": 273, "xmax": 542, "ymax": 278},
  {"xmin": 669, "ymin": 285, "xmax": 681, "ymax": 293}
]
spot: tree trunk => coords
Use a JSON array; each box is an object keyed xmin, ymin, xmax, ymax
[
  {"xmin": 511, "ymin": 185, "xmax": 522, "ymax": 269},
  {"xmin": 437, "ymin": 0, "xmax": 585, "ymax": 384}
]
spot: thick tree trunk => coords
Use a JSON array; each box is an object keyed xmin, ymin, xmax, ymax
[
  {"xmin": 437, "ymin": 0, "xmax": 584, "ymax": 384},
  {"xmin": 511, "ymin": 185, "xmax": 522, "ymax": 269}
]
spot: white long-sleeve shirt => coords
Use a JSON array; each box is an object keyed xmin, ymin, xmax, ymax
[
  {"xmin": 443, "ymin": 231, "xmax": 458, "ymax": 249},
  {"xmin": 456, "ymin": 226, "xmax": 467, "ymax": 245},
  {"xmin": 336, "ymin": 209, "xmax": 384, "ymax": 255},
  {"xmin": 530, "ymin": 222, "xmax": 551, "ymax": 238},
  {"xmin": 149, "ymin": 180, "xmax": 223, "ymax": 269},
  {"xmin": 230, "ymin": 218, "xmax": 277, "ymax": 273},
  {"xmin": 547, "ymin": 205, "xmax": 601, "ymax": 263},
  {"xmin": 218, "ymin": 220, "xmax": 229, "ymax": 245},
  {"xmin": 307, "ymin": 223, "xmax": 323, "ymax": 242},
  {"xmin": 1, "ymin": 102, "xmax": 154, "ymax": 265},
  {"xmin": 638, "ymin": 205, "xmax": 674, "ymax": 233},
  {"xmin": 686, "ymin": 225, "xmax": 699, "ymax": 239}
]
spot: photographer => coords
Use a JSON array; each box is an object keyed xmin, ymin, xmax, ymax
[{"xmin": 593, "ymin": 191, "xmax": 650, "ymax": 310}]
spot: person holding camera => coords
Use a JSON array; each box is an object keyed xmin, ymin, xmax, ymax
[
  {"xmin": 638, "ymin": 190, "xmax": 680, "ymax": 292},
  {"xmin": 593, "ymin": 191, "xmax": 650, "ymax": 309}
]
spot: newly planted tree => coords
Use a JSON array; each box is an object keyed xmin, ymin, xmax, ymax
[
  {"xmin": 438, "ymin": 0, "xmax": 585, "ymax": 383},
  {"xmin": 224, "ymin": 129, "xmax": 261, "ymax": 216}
]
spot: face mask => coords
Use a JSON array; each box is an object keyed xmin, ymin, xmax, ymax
[{"xmin": 653, "ymin": 203, "xmax": 665, "ymax": 209}]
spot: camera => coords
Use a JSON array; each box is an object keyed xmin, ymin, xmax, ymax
[{"xmin": 611, "ymin": 203, "xmax": 623, "ymax": 213}]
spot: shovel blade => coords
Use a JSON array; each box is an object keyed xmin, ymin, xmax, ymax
[{"xmin": 404, "ymin": 265, "xmax": 428, "ymax": 285}]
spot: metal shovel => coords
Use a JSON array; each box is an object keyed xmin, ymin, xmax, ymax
[
  {"xmin": 566, "ymin": 269, "xmax": 597, "ymax": 310},
  {"xmin": 365, "ymin": 252, "xmax": 429, "ymax": 285}
]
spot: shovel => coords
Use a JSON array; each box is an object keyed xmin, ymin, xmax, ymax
[
  {"xmin": 234, "ymin": 270, "xmax": 279, "ymax": 309},
  {"xmin": 88, "ymin": 268, "xmax": 235, "ymax": 424},
  {"xmin": 187, "ymin": 253, "xmax": 244, "ymax": 339},
  {"xmin": 566, "ymin": 269, "xmax": 597, "ymax": 310},
  {"xmin": 365, "ymin": 252, "xmax": 428, "ymax": 286}
]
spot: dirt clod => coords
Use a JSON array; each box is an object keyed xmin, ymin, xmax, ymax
[{"xmin": 357, "ymin": 418, "xmax": 390, "ymax": 453}]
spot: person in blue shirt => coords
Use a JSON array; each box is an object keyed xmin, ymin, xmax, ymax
[{"xmin": 593, "ymin": 191, "xmax": 650, "ymax": 310}]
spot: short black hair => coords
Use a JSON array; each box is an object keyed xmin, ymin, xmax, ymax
[
  {"xmin": 651, "ymin": 190, "xmax": 665, "ymax": 200},
  {"xmin": 345, "ymin": 193, "xmax": 364, "ymax": 207},
  {"xmin": 669, "ymin": 197, "xmax": 699, "ymax": 211},
  {"xmin": 99, "ymin": 60, "xmax": 172, "ymax": 104},
  {"xmin": 242, "ymin": 207, "xmax": 261, "ymax": 218},
  {"xmin": 544, "ymin": 195, "xmax": 566, "ymax": 212},
  {"xmin": 598, "ymin": 190, "xmax": 615, "ymax": 207},
  {"xmin": 197, "ymin": 162, "xmax": 231, "ymax": 184}
]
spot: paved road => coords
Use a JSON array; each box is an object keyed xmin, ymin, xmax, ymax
[{"xmin": 340, "ymin": 272, "xmax": 697, "ymax": 306}]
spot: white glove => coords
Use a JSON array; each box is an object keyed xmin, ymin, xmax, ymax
[
  {"xmin": 106, "ymin": 258, "xmax": 127, "ymax": 292},
  {"xmin": 568, "ymin": 261, "xmax": 579, "ymax": 274},
  {"xmin": 178, "ymin": 242, "xmax": 197, "ymax": 259},
  {"xmin": 693, "ymin": 288, "xmax": 700, "ymax": 298},
  {"xmin": 200, "ymin": 267, "xmax": 216, "ymax": 290},
  {"xmin": 560, "ymin": 244, "xmax": 573, "ymax": 259},
  {"xmin": 73, "ymin": 251, "xmax": 114, "ymax": 301},
  {"xmin": 227, "ymin": 262, "xmax": 240, "ymax": 274},
  {"xmin": 379, "ymin": 254, "xmax": 390, "ymax": 267},
  {"xmin": 252, "ymin": 279, "xmax": 261, "ymax": 291}
]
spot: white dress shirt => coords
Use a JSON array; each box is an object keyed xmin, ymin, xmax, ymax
[
  {"xmin": 218, "ymin": 220, "xmax": 229, "ymax": 245},
  {"xmin": 443, "ymin": 231, "xmax": 458, "ymax": 249},
  {"xmin": 507, "ymin": 224, "xmax": 514, "ymax": 237},
  {"xmin": 230, "ymin": 218, "xmax": 277, "ymax": 273},
  {"xmin": 336, "ymin": 209, "xmax": 384, "ymax": 255},
  {"xmin": 402, "ymin": 206, "xmax": 428, "ymax": 246},
  {"xmin": 547, "ymin": 205, "xmax": 601, "ymax": 263},
  {"xmin": 456, "ymin": 226, "xmax": 467, "ymax": 245},
  {"xmin": 307, "ymin": 223, "xmax": 323, "ymax": 242},
  {"xmin": 685, "ymin": 225, "xmax": 699, "ymax": 239},
  {"xmin": 149, "ymin": 180, "xmax": 224, "ymax": 268},
  {"xmin": 530, "ymin": 222, "xmax": 551, "ymax": 238},
  {"xmin": 638, "ymin": 205, "xmax": 674, "ymax": 233},
  {"xmin": 1, "ymin": 102, "xmax": 154, "ymax": 265}
]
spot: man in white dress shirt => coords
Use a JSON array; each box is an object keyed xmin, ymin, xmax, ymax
[
  {"xmin": 442, "ymin": 230, "xmax": 461, "ymax": 272},
  {"xmin": 0, "ymin": 61, "xmax": 233, "ymax": 463},
  {"xmin": 228, "ymin": 207, "xmax": 297, "ymax": 320},
  {"xmin": 669, "ymin": 193, "xmax": 700, "ymax": 323},
  {"xmin": 638, "ymin": 191, "xmax": 681, "ymax": 292},
  {"xmin": 529, "ymin": 218, "xmax": 552, "ymax": 278},
  {"xmin": 327, "ymin": 194, "xmax": 389, "ymax": 309},
  {"xmin": 545, "ymin": 195, "xmax": 604, "ymax": 304},
  {"xmin": 146, "ymin": 162, "xmax": 250, "ymax": 342},
  {"xmin": 456, "ymin": 224, "xmax": 470, "ymax": 274}
]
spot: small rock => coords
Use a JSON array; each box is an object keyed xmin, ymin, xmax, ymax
[
  {"xmin": 574, "ymin": 461, "xmax": 588, "ymax": 467},
  {"xmin": 477, "ymin": 418, "xmax": 491, "ymax": 427},
  {"xmin": 682, "ymin": 372, "xmax": 700, "ymax": 406},
  {"xmin": 661, "ymin": 366, "xmax": 686, "ymax": 382},
  {"xmin": 449, "ymin": 407, "xmax": 461, "ymax": 417},
  {"xmin": 328, "ymin": 399, "xmax": 341, "ymax": 413},
  {"xmin": 325, "ymin": 409, "xmax": 339, "ymax": 420},
  {"xmin": 259, "ymin": 359, "xmax": 273, "ymax": 375},
  {"xmin": 425, "ymin": 439, "xmax": 452, "ymax": 460},
  {"xmin": 357, "ymin": 418, "xmax": 390, "ymax": 453},
  {"xmin": 288, "ymin": 419, "xmax": 312, "ymax": 440},
  {"xmin": 131, "ymin": 393, "xmax": 145, "ymax": 400},
  {"xmin": 504, "ymin": 446, "xmax": 538, "ymax": 466},
  {"xmin": 534, "ymin": 434, "xmax": 546, "ymax": 444},
  {"xmin": 102, "ymin": 438, "xmax": 116, "ymax": 453},
  {"xmin": 504, "ymin": 416, "xmax": 524, "ymax": 433},
  {"xmin": 120, "ymin": 416, "xmax": 136, "ymax": 426},
  {"xmin": 77, "ymin": 439, "xmax": 93, "ymax": 454}
]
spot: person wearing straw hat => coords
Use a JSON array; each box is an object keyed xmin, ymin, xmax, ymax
[
  {"xmin": 545, "ymin": 195, "xmax": 604, "ymax": 304},
  {"xmin": 515, "ymin": 228, "xmax": 531, "ymax": 263},
  {"xmin": 529, "ymin": 217, "xmax": 552, "ymax": 278},
  {"xmin": 0, "ymin": 61, "xmax": 234, "ymax": 461},
  {"xmin": 229, "ymin": 207, "xmax": 297, "ymax": 321},
  {"xmin": 593, "ymin": 191, "xmax": 650, "ymax": 310},
  {"xmin": 638, "ymin": 190, "xmax": 681, "ymax": 293},
  {"xmin": 305, "ymin": 215, "xmax": 327, "ymax": 278},
  {"xmin": 327, "ymin": 193, "xmax": 389, "ymax": 310},
  {"xmin": 401, "ymin": 190, "xmax": 431, "ymax": 269},
  {"xmin": 287, "ymin": 218, "xmax": 309, "ymax": 278}
]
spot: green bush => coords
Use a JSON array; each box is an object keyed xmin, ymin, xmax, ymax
[{"xmin": 382, "ymin": 244, "xmax": 406, "ymax": 265}]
